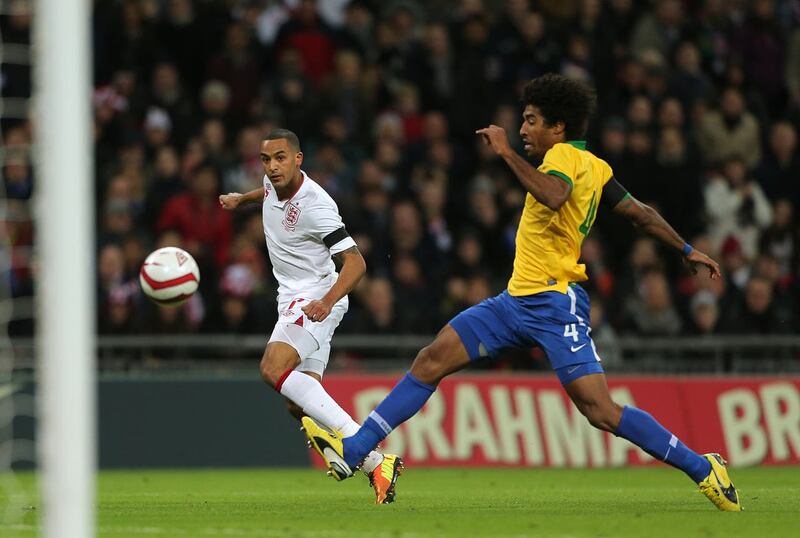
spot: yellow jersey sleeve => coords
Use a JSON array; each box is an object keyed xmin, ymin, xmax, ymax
[{"xmin": 538, "ymin": 143, "xmax": 578, "ymax": 189}]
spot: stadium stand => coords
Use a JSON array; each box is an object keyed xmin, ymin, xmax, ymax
[{"xmin": 3, "ymin": 0, "xmax": 799, "ymax": 366}]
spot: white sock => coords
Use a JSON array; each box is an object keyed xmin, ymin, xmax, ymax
[{"xmin": 279, "ymin": 371, "xmax": 384, "ymax": 473}]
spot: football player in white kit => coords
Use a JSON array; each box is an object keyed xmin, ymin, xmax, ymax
[{"xmin": 219, "ymin": 129, "xmax": 403, "ymax": 504}]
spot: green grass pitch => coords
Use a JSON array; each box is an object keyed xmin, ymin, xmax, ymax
[{"xmin": 2, "ymin": 466, "xmax": 799, "ymax": 537}]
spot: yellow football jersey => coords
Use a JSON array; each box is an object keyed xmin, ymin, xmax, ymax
[{"xmin": 507, "ymin": 141, "xmax": 614, "ymax": 296}]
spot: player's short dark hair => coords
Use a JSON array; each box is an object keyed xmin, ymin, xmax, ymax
[
  {"xmin": 264, "ymin": 128, "xmax": 301, "ymax": 151},
  {"xmin": 521, "ymin": 74, "xmax": 597, "ymax": 140}
]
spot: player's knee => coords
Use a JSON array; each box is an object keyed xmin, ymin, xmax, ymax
[
  {"xmin": 581, "ymin": 401, "xmax": 623, "ymax": 432},
  {"xmin": 259, "ymin": 357, "xmax": 279, "ymax": 387},
  {"xmin": 410, "ymin": 345, "xmax": 445, "ymax": 385},
  {"xmin": 259, "ymin": 345, "xmax": 301, "ymax": 388},
  {"xmin": 260, "ymin": 354, "xmax": 288, "ymax": 388}
]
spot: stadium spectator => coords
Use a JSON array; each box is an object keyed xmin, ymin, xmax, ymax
[
  {"xmin": 652, "ymin": 127, "xmax": 702, "ymax": 236},
  {"xmin": 94, "ymin": 0, "xmax": 159, "ymax": 84},
  {"xmin": 98, "ymin": 243, "xmax": 127, "ymax": 298},
  {"xmin": 613, "ymin": 237, "xmax": 663, "ymax": 318},
  {"xmin": 724, "ymin": 275, "xmax": 796, "ymax": 334},
  {"xmin": 201, "ymin": 263, "xmax": 264, "ymax": 338},
  {"xmin": 758, "ymin": 199, "xmax": 799, "ymax": 286},
  {"xmin": 719, "ymin": 236, "xmax": 752, "ymax": 292},
  {"xmin": 149, "ymin": 62, "xmax": 193, "ymax": 147},
  {"xmin": 198, "ymin": 79, "xmax": 233, "ymax": 126},
  {"xmin": 688, "ymin": 290, "xmax": 720, "ymax": 336},
  {"xmin": 730, "ymin": 0, "xmax": 788, "ymax": 117},
  {"xmin": 156, "ymin": 162, "xmax": 232, "ymax": 272},
  {"xmin": 579, "ymin": 235, "xmax": 614, "ymax": 300},
  {"xmin": 754, "ymin": 121, "xmax": 800, "ymax": 202},
  {"xmin": 348, "ymin": 276, "xmax": 398, "ymax": 335},
  {"xmin": 449, "ymin": 12, "xmax": 494, "ymax": 138},
  {"xmin": 656, "ymin": 97, "xmax": 686, "ymax": 131},
  {"xmin": 696, "ymin": 87, "xmax": 762, "ymax": 169},
  {"xmin": 669, "ymin": 41, "xmax": 714, "ymax": 110},
  {"xmin": 336, "ymin": 1, "xmax": 373, "ymax": 58},
  {"xmin": 206, "ymin": 22, "xmax": 262, "ymax": 124},
  {"xmin": 615, "ymin": 127, "xmax": 656, "ymax": 209},
  {"xmin": 629, "ymin": 0, "xmax": 684, "ymax": 59},
  {"xmin": 622, "ymin": 268, "xmax": 683, "ymax": 336},
  {"xmin": 201, "ymin": 119, "xmax": 234, "ymax": 171},
  {"xmin": 391, "ymin": 253, "xmax": 438, "ymax": 332},
  {"xmin": 155, "ymin": 0, "xmax": 214, "ymax": 91},
  {"xmin": 405, "ymin": 22, "xmax": 454, "ymax": 112},
  {"xmin": 142, "ymin": 107, "xmax": 172, "ymax": 155},
  {"xmin": 224, "ymin": 126, "xmax": 266, "ymax": 193},
  {"xmin": 704, "ymin": 156, "xmax": 773, "ymax": 260},
  {"xmin": 415, "ymin": 170, "xmax": 452, "ymax": 254},
  {"xmin": 597, "ymin": 116, "xmax": 626, "ymax": 170},
  {"xmin": 274, "ymin": 0, "xmax": 338, "ymax": 87},
  {"xmin": 319, "ymin": 49, "xmax": 375, "ymax": 145}
]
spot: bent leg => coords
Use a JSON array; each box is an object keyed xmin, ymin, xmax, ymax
[
  {"xmin": 565, "ymin": 373, "xmax": 710, "ymax": 483},
  {"xmin": 264, "ymin": 337, "xmax": 386, "ymax": 466},
  {"xmin": 343, "ymin": 324, "xmax": 471, "ymax": 467}
]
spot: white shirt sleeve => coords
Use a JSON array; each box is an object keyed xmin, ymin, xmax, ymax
[{"xmin": 306, "ymin": 200, "xmax": 356, "ymax": 255}]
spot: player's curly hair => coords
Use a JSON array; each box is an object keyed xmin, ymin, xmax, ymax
[{"xmin": 521, "ymin": 74, "xmax": 597, "ymax": 140}]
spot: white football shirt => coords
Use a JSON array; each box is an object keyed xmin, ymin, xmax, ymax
[{"xmin": 261, "ymin": 170, "xmax": 356, "ymax": 301}]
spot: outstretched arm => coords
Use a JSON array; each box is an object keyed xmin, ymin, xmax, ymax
[
  {"xmin": 301, "ymin": 246, "xmax": 367, "ymax": 322},
  {"xmin": 610, "ymin": 185, "xmax": 721, "ymax": 279},
  {"xmin": 476, "ymin": 125, "xmax": 571, "ymax": 210},
  {"xmin": 219, "ymin": 187, "xmax": 263, "ymax": 210}
]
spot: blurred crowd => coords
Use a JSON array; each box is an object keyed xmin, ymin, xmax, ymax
[{"xmin": 3, "ymin": 0, "xmax": 800, "ymax": 357}]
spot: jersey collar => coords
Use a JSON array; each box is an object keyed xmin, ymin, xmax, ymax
[
  {"xmin": 271, "ymin": 170, "xmax": 308, "ymax": 208},
  {"xmin": 566, "ymin": 140, "xmax": 586, "ymax": 150}
]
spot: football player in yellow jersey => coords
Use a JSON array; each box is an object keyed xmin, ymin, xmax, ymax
[{"xmin": 302, "ymin": 74, "xmax": 741, "ymax": 511}]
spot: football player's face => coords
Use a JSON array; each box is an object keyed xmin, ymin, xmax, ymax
[
  {"xmin": 260, "ymin": 138, "xmax": 303, "ymax": 189},
  {"xmin": 519, "ymin": 105, "xmax": 563, "ymax": 159}
]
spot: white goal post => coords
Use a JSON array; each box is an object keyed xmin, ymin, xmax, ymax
[{"xmin": 34, "ymin": 0, "xmax": 96, "ymax": 536}]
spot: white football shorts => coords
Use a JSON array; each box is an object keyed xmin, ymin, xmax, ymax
[{"xmin": 268, "ymin": 294, "xmax": 348, "ymax": 377}]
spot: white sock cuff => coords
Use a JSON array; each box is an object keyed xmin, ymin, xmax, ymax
[{"xmin": 278, "ymin": 370, "xmax": 314, "ymax": 401}]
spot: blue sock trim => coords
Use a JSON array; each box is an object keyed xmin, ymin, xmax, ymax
[{"xmin": 367, "ymin": 410, "xmax": 392, "ymax": 435}]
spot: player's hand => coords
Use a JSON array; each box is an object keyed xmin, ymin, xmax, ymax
[
  {"xmin": 302, "ymin": 299, "xmax": 332, "ymax": 322},
  {"xmin": 219, "ymin": 193, "xmax": 242, "ymax": 210},
  {"xmin": 475, "ymin": 125, "xmax": 513, "ymax": 157},
  {"xmin": 685, "ymin": 249, "xmax": 722, "ymax": 280}
]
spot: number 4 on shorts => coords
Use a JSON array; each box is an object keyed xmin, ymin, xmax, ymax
[{"xmin": 564, "ymin": 323, "xmax": 579, "ymax": 342}]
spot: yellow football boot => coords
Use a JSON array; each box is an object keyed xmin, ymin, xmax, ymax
[
  {"xmin": 301, "ymin": 416, "xmax": 354, "ymax": 481},
  {"xmin": 698, "ymin": 453, "xmax": 742, "ymax": 511}
]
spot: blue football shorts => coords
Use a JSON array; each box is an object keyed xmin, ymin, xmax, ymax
[{"xmin": 449, "ymin": 285, "xmax": 604, "ymax": 385}]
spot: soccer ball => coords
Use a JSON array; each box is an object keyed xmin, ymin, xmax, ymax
[{"xmin": 139, "ymin": 247, "xmax": 200, "ymax": 306}]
